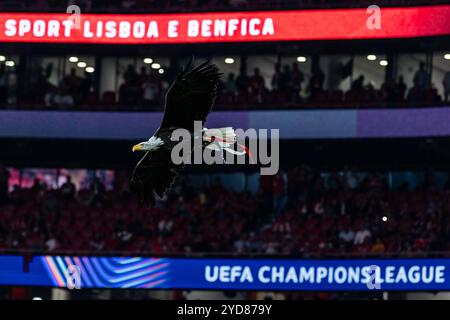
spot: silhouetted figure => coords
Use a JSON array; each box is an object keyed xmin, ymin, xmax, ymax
[
  {"xmin": 443, "ymin": 71, "xmax": 450, "ymax": 102},
  {"xmin": 61, "ymin": 175, "xmax": 76, "ymax": 198},
  {"xmin": 351, "ymin": 75, "xmax": 365, "ymax": 91},
  {"xmin": 236, "ymin": 67, "xmax": 249, "ymax": 94},
  {"xmin": 309, "ymin": 64, "xmax": 325, "ymax": 100},
  {"xmin": 271, "ymin": 63, "xmax": 282, "ymax": 91},
  {"xmin": 0, "ymin": 65, "xmax": 8, "ymax": 105},
  {"xmin": 413, "ymin": 62, "xmax": 429, "ymax": 90},
  {"xmin": 291, "ymin": 62, "xmax": 304, "ymax": 102},
  {"xmin": 396, "ymin": 76, "xmax": 407, "ymax": 101}
]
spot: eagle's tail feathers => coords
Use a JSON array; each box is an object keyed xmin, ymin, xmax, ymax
[
  {"xmin": 203, "ymin": 127, "xmax": 236, "ymax": 144},
  {"xmin": 203, "ymin": 127, "xmax": 254, "ymax": 163}
]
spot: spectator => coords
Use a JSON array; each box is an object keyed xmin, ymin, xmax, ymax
[
  {"xmin": 141, "ymin": 70, "xmax": 161, "ymax": 106},
  {"xmin": 443, "ymin": 70, "xmax": 450, "ymax": 102},
  {"xmin": 413, "ymin": 62, "xmax": 430, "ymax": 90},
  {"xmin": 308, "ymin": 64, "xmax": 325, "ymax": 99},
  {"xmin": 124, "ymin": 64, "xmax": 138, "ymax": 84},
  {"xmin": 271, "ymin": 63, "xmax": 282, "ymax": 91},
  {"xmin": 407, "ymin": 78, "xmax": 424, "ymax": 102},
  {"xmin": 381, "ymin": 77, "xmax": 397, "ymax": 103},
  {"xmin": 396, "ymin": 76, "xmax": 407, "ymax": 101},
  {"xmin": 279, "ymin": 64, "xmax": 292, "ymax": 92},
  {"xmin": 80, "ymin": 70, "xmax": 93, "ymax": 102},
  {"xmin": 138, "ymin": 66, "xmax": 148, "ymax": 84},
  {"xmin": 45, "ymin": 233, "xmax": 58, "ymax": 251},
  {"xmin": 313, "ymin": 199, "xmax": 325, "ymax": 215},
  {"xmin": 265, "ymin": 241, "xmax": 278, "ymax": 254},
  {"xmin": 0, "ymin": 65, "xmax": 8, "ymax": 105},
  {"xmin": 327, "ymin": 172, "xmax": 342, "ymax": 191},
  {"xmin": 234, "ymin": 235, "xmax": 249, "ymax": 253},
  {"xmin": 158, "ymin": 218, "xmax": 173, "ymax": 236},
  {"xmin": 290, "ymin": 63, "xmax": 304, "ymax": 102},
  {"xmin": 414, "ymin": 233, "xmax": 428, "ymax": 251},
  {"xmin": 351, "ymin": 75, "xmax": 365, "ymax": 91},
  {"xmin": 31, "ymin": 178, "xmax": 44, "ymax": 193},
  {"xmin": 90, "ymin": 176, "xmax": 106, "ymax": 196},
  {"xmin": 236, "ymin": 67, "xmax": 249, "ymax": 94},
  {"xmin": 32, "ymin": 64, "xmax": 54, "ymax": 104},
  {"xmin": 119, "ymin": 64, "xmax": 142, "ymax": 105},
  {"xmin": 339, "ymin": 227, "xmax": 355, "ymax": 243},
  {"xmin": 249, "ymin": 68, "xmax": 265, "ymax": 92},
  {"xmin": 117, "ymin": 228, "xmax": 133, "ymax": 245},
  {"xmin": 90, "ymin": 234, "xmax": 105, "ymax": 251},
  {"xmin": 46, "ymin": 85, "xmax": 75, "ymax": 108},
  {"xmin": 60, "ymin": 175, "xmax": 76, "ymax": 198},
  {"xmin": 371, "ymin": 238, "xmax": 386, "ymax": 253},
  {"xmin": 273, "ymin": 171, "xmax": 288, "ymax": 215},
  {"xmin": 62, "ymin": 68, "xmax": 82, "ymax": 99},
  {"xmin": 223, "ymin": 73, "xmax": 237, "ymax": 103},
  {"xmin": 354, "ymin": 226, "xmax": 371, "ymax": 245},
  {"xmin": 249, "ymin": 68, "xmax": 266, "ymax": 103},
  {"xmin": 345, "ymin": 168, "xmax": 361, "ymax": 190},
  {"xmin": 119, "ymin": 79, "xmax": 140, "ymax": 105}
]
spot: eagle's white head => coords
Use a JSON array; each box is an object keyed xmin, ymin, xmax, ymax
[{"xmin": 132, "ymin": 136, "xmax": 164, "ymax": 152}]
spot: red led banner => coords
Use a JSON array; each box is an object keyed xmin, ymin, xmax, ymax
[{"xmin": 0, "ymin": 5, "xmax": 449, "ymax": 44}]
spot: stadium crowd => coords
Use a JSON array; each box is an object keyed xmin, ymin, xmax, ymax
[
  {"xmin": 0, "ymin": 165, "xmax": 449, "ymax": 256},
  {"xmin": 3, "ymin": 59, "xmax": 448, "ymax": 110},
  {"xmin": 215, "ymin": 61, "xmax": 444, "ymax": 107}
]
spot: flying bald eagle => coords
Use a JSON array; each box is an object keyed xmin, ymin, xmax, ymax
[{"xmin": 130, "ymin": 61, "xmax": 240, "ymax": 206}]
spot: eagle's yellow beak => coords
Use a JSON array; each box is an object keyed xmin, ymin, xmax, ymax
[{"xmin": 132, "ymin": 144, "xmax": 142, "ymax": 152}]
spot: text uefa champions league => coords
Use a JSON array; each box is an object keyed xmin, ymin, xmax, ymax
[{"xmin": 204, "ymin": 264, "xmax": 446, "ymax": 288}]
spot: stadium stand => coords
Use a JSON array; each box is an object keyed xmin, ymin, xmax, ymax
[
  {"xmin": 1, "ymin": 165, "xmax": 449, "ymax": 256},
  {"xmin": 0, "ymin": 55, "xmax": 448, "ymax": 111}
]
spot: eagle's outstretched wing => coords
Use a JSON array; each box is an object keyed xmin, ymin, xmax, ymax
[
  {"xmin": 131, "ymin": 61, "xmax": 221, "ymax": 206},
  {"xmin": 160, "ymin": 60, "xmax": 222, "ymax": 131}
]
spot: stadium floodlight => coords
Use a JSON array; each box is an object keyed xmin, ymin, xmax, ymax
[
  {"xmin": 77, "ymin": 62, "xmax": 87, "ymax": 68},
  {"xmin": 367, "ymin": 54, "xmax": 377, "ymax": 61},
  {"xmin": 224, "ymin": 58, "xmax": 234, "ymax": 64},
  {"xmin": 143, "ymin": 58, "xmax": 153, "ymax": 64},
  {"xmin": 158, "ymin": 68, "xmax": 164, "ymax": 74},
  {"xmin": 382, "ymin": 216, "xmax": 388, "ymax": 222},
  {"xmin": 85, "ymin": 67, "xmax": 95, "ymax": 73},
  {"xmin": 296, "ymin": 56, "xmax": 307, "ymax": 63},
  {"xmin": 151, "ymin": 63, "xmax": 161, "ymax": 69},
  {"xmin": 5, "ymin": 61, "xmax": 15, "ymax": 67},
  {"xmin": 0, "ymin": 56, "xmax": 5, "ymax": 62},
  {"xmin": 379, "ymin": 60, "xmax": 388, "ymax": 66},
  {"xmin": 444, "ymin": 54, "xmax": 450, "ymax": 60},
  {"xmin": 69, "ymin": 56, "xmax": 79, "ymax": 63}
]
